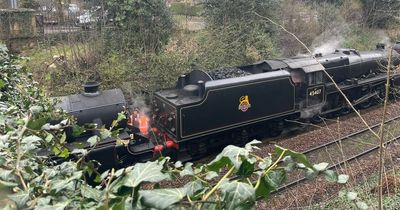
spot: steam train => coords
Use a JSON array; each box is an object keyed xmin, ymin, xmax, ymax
[{"xmin": 58, "ymin": 44, "xmax": 400, "ymax": 170}]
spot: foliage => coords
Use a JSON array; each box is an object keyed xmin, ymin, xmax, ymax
[
  {"xmin": 19, "ymin": 0, "xmax": 40, "ymax": 9},
  {"xmin": 106, "ymin": 0, "xmax": 174, "ymax": 53},
  {"xmin": 342, "ymin": 26, "xmax": 383, "ymax": 51},
  {"xmin": 170, "ymin": 2, "xmax": 203, "ymax": 16},
  {"xmin": 359, "ymin": 0, "xmax": 400, "ymax": 28},
  {"xmin": 96, "ymin": 48, "xmax": 191, "ymax": 93}
]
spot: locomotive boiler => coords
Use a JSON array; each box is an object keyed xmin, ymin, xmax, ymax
[{"xmin": 57, "ymin": 44, "xmax": 400, "ymax": 169}]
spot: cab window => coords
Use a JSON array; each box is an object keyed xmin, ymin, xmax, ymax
[{"xmin": 308, "ymin": 71, "xmax": 323, "ymax": 85}]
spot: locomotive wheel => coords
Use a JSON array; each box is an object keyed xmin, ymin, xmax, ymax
[
  {"xmin": 269, "ymin": 128, "xmax": 282, "ymax": 137},
  {"xmin": 340, "ymin": 107, "xmax": 351, "ymax": 115},
  {"xmin": 359, "ymin": 99, "xmax": 372, "ymax": 109},
  {"xmin": 310, "ymin": 115, "xmax": 323, "ymax": 124}
]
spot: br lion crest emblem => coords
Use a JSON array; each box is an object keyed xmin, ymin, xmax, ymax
[{"xmin": 238, "ymin": 95, "xmax": 251, "ymax": 112}]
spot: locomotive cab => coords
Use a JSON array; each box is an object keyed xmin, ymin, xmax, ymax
[{"xmin": 284, "ymin": 57, "xmax": 326, "ymax": 119}]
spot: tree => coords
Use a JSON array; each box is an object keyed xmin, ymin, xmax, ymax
[
  {"xmin": 106, "ymin": 0, "xmax": 174, "ymax": 53},
  {"xmin": 195, "ymin": 0, "xmax": 281, "ymax": 68},
  {"xmin": 360, "ymin": 0, "xmax": 400, "ymax": 28}
]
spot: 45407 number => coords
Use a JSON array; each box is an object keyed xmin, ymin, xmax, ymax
[{"xmin": 309, "ymin": 88, "xmax": 322, "ymax": 96}]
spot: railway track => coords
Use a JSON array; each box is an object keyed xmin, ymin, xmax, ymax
[{"xmin": 274, "ymin": 114, "xmax": 400, "ymax": 193}]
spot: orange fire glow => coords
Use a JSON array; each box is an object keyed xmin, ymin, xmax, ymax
[{"xmin": 139, "ymin": 115, "xmax": 150, "ymax": 135}]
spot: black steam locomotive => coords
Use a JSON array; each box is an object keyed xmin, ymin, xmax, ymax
[{"xmin": 58, "ymin": 44, "xmax": 400, "ymax": 170}]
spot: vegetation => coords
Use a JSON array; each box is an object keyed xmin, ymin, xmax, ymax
[{"xmin": 2, "ymin": 0, "xmax": 400, "ymax": 208}]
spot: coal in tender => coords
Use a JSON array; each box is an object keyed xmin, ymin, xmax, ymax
[{"xmin": 208, "ymin": 67, "xmax": 252, "ymax": 80}]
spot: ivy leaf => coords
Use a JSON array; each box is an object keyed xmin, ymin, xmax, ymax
[
  {"xmin": 123, "ymin": 161, "xmax": 170, "ymax": 188},
  {"xmin": 0, "ymin": 156, "xmax": 5, "ymax": 166},
  {"xmin": 237, "ymin": 159, "xmax": 254, "ymax": 177},
  {"xmin": 87, "ymin": 136, "xmax": 99, "ymax": 147},
  {"xmin": 117, "ymin": 112, "xmax": 126, "ymax": 122},
  {"xmin": 0, "ymin": 79, "xmax": 5, "ymax": 89},
  {"xmin": 324, "ymin": 170, "xmax": 338, "ymax": 182},
  {"xmin": 140, "ymin": 188, "xmax": 186, "ymax": 209},
  {"xmin": 21, "ymin": 135, "xmax": 41, "ymax": 151},
  {"xmin": 72, "ymin": 125, "xmax": 85, "ymax": 137},
  {"xmin": 184, "ymin": 180, "xmax": 204, "ymax": 197},
  {"xmin": 244, "ymin": 139, "xmax": 262, "ymax": 151},
  {"xmin": 81, "ymin": 184, "xmax": 102, "ymax": 201},
  {"xmin": 8, "ymin": 190, "xmax": 29, "ymax": 209},
  {"xmin": 100, "ymin": 129, "xmax": 111, "ymax": 140},
  {"xmin": 0, "ymin": 180, "xmax": 18, "ymax": 187},
  {"xmin": 337, "ymin": 174, "xmax": 349, "ymax": 184},
  {"xmin": 205, "ymin": 171, "xmax": 218, "ymax": 180},
  {"xmin": 305, "ymin": 168, "xmax": 318, "ymax": 180},
  {"xmin": 313, "ymin": 162, "xmax": 329, "ymax": 172},
  {"xmin": 356, "ymin": 201, "xmax": 368, "ymax": 210},
  {"xmin": 258, "ymin": 156, "xmax": 272, "ymax": 170},
  {"xmin": 174, "ymin": 161, "xmax": 183, "ymax": 168},
  {"xmin": 208, "ymin": 145, "xmax": 250, "ymax": 171},
  {"xmin": 180, "ymin": 162, "xmax": 194, "ymax": 177},
  {"xmin": 266, "ymin": 170, "xmax": 287, "ymax": 189},
  {"xmin": 255, "ymin": 176, "xmax": 274, "ymax": 199},
  {"xmin": 275, "ymin": 145, "xmax": 313, "ymax": 169},
  {"xmin": 219, "ymin": 182, "xmax": 255, "ymax": 210},
  {"xmin": 346, "ymin": 191, "xmax": 358, "ymax": 201},
  {"xmin": 36, "ymin": 201, "xmax": 69, "ymax": 210}
]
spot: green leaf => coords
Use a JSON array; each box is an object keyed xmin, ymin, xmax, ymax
[
  {"xmin": 346, "ymin": 191, "xmax": 357, "ymax": 201},
  {"xmin": 140, "ymin": 188, "xmax": 186, "ymax": 209},
  {"xmin": 36, "ymin": 201, "xmax": 69, "ymax": 210},
  {"xmin": 305, "ymin": 168, "xmax": 318, "ymax": 180},
  {"xmin": 258, "ymin": 156, "xmax": 272, "ymax": 170},
  {"xmin": 220, "ymin": 182, "xmax": 255, "ymax": 210},
  {"xmin": 100, "ymin": 129, "xmax": 111, "ymax": 140},
  {"xmin": 117, "ymin": 112, "xmax": 126, "ymax": 122},
  {"xmin": 8, "ymin": 191, "xmax": 29, "ymax": 208},
  {"xmin": 337, "ymin": 174, "xmax": 349, "ymax": 184},
  {"xmin": 72, "ymin": 125, "xmax": 85, "ymax": 137},
  {"xmin": 208, "ymin": 145, "xmax": 250, "ymax": 171},
  {"xmin": 356, "ymin": 201, "xmax": 368, "ymax": 210},
  {"xmin": 184, "ymin": 180, "xmax": 204, "ymax": 197},
  {"xmin": 266, "ymin": 170, "xmax": 287, "ymax": 189},
  {"xmin": 237, "ymin": 159, "xmax": 254, "ymax": 177},
  {"xmin": 205, "ymin": 171, "xmax": 218, "ymax": 180},
  {"xmin": 244, "ymin": 139, "xmax": 262, "ymax": 151},
  {"xmin": 81, "ymin": 184, "xmax": 102, "ymax": 201},
  {"xmin": 313, "ymin": 162, "xmax": 329, "ymax": 172},
  {"xmin": 255, "ymin": 176, "xmax": 274, "ymax": 199},
  {"xmin": 324, "ymin": 170, "xmax": 338, "ymax": 182},
  {"xmin": 0, "ymin": 180, "xmax": 18, "ymax": 187},
  {"xmin": 123, "ymin": 161, "xmax": 170, "ymax": 188},
  {"xmin": 58, "ymin": 148, "xmax": 69, "ymax": 158},
  {"xmin": 180, "ymin": 162, "xmax": 194, "ymax": 177},
  {"xmin": 87, "ymin": 136, "xmax": 99, "ymax": 147},
  {"xmin": 29, "ymin": 105, "xmax": 43, "ymax": 114},
  {"xmin": 0, "ymin": 79, "xmax": 5, "ymax": 89},
  {"xmin": 174, "ymin": 161, "xmax": 183, "ymax": 168},
  {"xmin": 60, "ymin": 132, "xmax": 66, "ymax": 144},
  {"xmin": 0, "ymin": 156, "xmax": 5, "ymax": 166},
  {"xmin": 275, "ymin": 145, "xmax": 313, "ymax": 169}
]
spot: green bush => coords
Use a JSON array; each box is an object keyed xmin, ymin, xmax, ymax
[
  {"xmin": 170, "ymin": 2, "xmax": 203, "ymax": 16},
  {"xmin": 343, "ymin": 27, "xmax": 382, "ymax": 51}
]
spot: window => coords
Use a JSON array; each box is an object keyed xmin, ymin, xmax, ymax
[{"xmin": 308, "ymin": 71, "xmax": 323, "ymax": 85}]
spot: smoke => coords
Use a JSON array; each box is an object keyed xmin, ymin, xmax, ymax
[
  {"xmin": 312, "ymin": 37, "xmax": 343, "ymax": 55},
  {"xmin": 311, "ymin": 25, "xmax": 348, "ymax": 55},
  {"xmin": 129, "ymin": 94, "xmax": 151, "ymax": 115}
]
